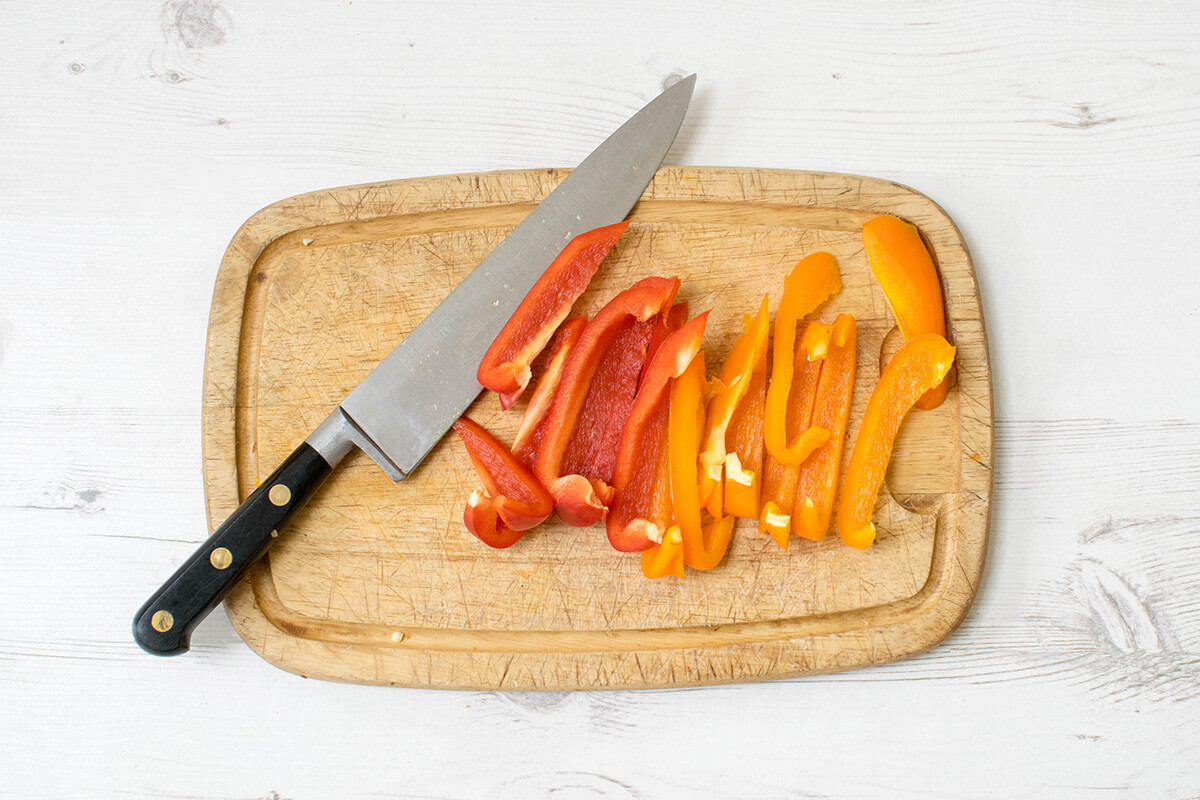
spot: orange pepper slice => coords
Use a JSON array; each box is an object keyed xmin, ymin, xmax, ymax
[
  {"xmin": 698, "ymin": 295, "xmax": 769, "ymax": 517},
  {"xmin": 757, "ymin": 502, "xmax": 791, "ymax": 549},
  {"xmin": 687, "ymin": 516, "xmax": 737, "ymax": 571},
  {"xmin": 836, "ymin": 333, "xmax": 955, "ymax": 549},
  {"xmin": 764, "ymin": 252, "xmax": 841, "ymax": 467},
  {"xmin": 668, "ymin": 350, "xmax": 706, "ymax": 566},
  {"xmin": 862, "ymin": 215, "xmax": 949, "ymax": 410},
  {"xmin": 666, "ymin": 348, "xmax": 737, "ymax": 570},
  {"xmin": 757, "ymin": 320, "xmax": 827, "ymax": 548},
  {"xmin": 723, "ymin": 355, "xmax": 765, "ymax": 519},
  {"xmin": 641, "ymin": 525, "xmax": 685, "ymax": 579},
  {"xmin": 794, "ymin": 314, "xmax": 857, "ymax": 541}
]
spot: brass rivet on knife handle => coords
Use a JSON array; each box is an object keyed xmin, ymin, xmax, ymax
[
  {"xmin": 209, "ymin": 547, "xmax": 233, "ymax": 570},
  {"xmin": 150, "ymin": 610, "xmax": 174, "ymax": 632},
  {"xmin": 268, "ymin": 484, "xmax": 291, "ymax": 506}
]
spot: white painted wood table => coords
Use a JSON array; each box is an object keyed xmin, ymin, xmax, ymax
[{"xmin": 3, "ymin": 1, "xmax": 1199, "ymax": 797}]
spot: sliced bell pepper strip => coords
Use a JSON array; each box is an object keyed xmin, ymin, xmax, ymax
[
  {"xmin": 665, "ymin": 349, "xmax": 739, "ymax": 571},
  {"xmin": 764, "ymin": 251, "xmax": 841, "ymax": 467},
  {"xmin": 798, "ymin": 321, "xmax": 834, "ymax": 362},
  {"xmin": 757, "ymin": 502, "xmax": 792, "ymax": 550},
  {"xmin": 722, "ymin": 451, "xmax": 756, "ymax": 520},
  {"xmin": 478, "ymin": 221, "xmax": 629, "ymax": 408},
  {"xmin": 666, "ymin": 301, "xmax": 690, "ymax": 330},
  {"xmin": 687, "ymin": 516, "xmax": 737, "ymax": 571},
  {"xmin": 836, "ymin": 333, "xmax": 955, "ymax": 549},
  {"xmin": 452, "ymin": 416, "xmax": 553, "ymax": 549},
  {"xmin": 640, "ymin": 525, "xmax": 685, "ymax": 579},
  {"xmin": 699, "ymin": 295, "xmax": 770, "ymax": 518},
  {"xmin": 667, "ymin": 349, "xmax": 705, "ymax": 564},
  {"xmin": 607, "ymin": 312, "xmax": 709, "ymax": 552},
  {"xmin": 511, "ymin": 315, "xmax": 587, "ymax": 468},
  {"xmin": 723, "ymin": 356, "xmax": 766, "ymax": 519},
  {"xmin": 862, "ymin": 215, "xmax": 949, "ymax": 410},
  {"xmin": 560, "ymin": 313, "xmax": 659, "ymax": 485},
  {"xmin": 756, "ymin": 321, "xmax": 827, "ymax": 548},
  {"xmin": 644, "ymin": 301, "xmax": 689, "ymax": 372},
  {"xmin": 794, "ymin": 314, "xmax": 856, "ymax": 541},
  {"xmin": 534, "ymin": 276, "xmax": 680, "ymax": 527}
]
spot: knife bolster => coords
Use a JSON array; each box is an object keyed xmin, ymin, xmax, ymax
[{"xmin": 305, "ymin": 407, "xmax": 359, "ymax": 467}]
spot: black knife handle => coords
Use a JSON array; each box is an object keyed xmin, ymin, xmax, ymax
[{"xmin": 133, "ymin": 442, "xmax": 333, "ymax": 656}]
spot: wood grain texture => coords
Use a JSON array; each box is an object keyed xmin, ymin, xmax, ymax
[{"xmin": 201, "ymin": 167, "xmax": 992, "ymax": 688}]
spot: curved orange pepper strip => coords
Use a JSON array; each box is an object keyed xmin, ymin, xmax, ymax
[
  {"xmin": 862, "ymin": 215, "xmax": 949, "ymax": 410},
  {"xmin": 641, "ymin": 525, "xmax": 685, "ymax": 579},
  {"xmin": 836, "ymin": 333, "xmax": 955, "ymax": 549},
  {"xmin": 665, "ymin": 348, "xmax": 737, "ymax": 570},
  {"xmin": 757, "ymin": 321, "xmax": 828, "ymax": 548},
  {"xmin": 698, "ymin": 295, "xmax": 769, "ymax": 517},
  {"xmin": 688, "ymin": 516, "xmax": 737, "ymax": 571},
  {"xmin": 794, "ymin": 313, "xmax": 856, "ymax": 542},
  {"xmin": 764, "ymin": 252, "xmax": 841, "ymax": 467}
]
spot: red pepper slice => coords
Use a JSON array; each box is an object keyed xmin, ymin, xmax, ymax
[
  {"xmin": 560, "ymin": 314, "xmax": 659, "ymax": 486},
  {"xmin": 511, "ymin": 316, "xmax": 587, "ymax": 469},
  {"xmin": 534, "ymin": 277, "xmax": 680, "ymax": 527},
  {"xmin": 452, "ymin": 417, "xmax": 553, "ymax": 549},
  {"xmin": 478, "ymin": 221, "xmax": 629, "ymax": 408},
  {"xmin": 645, "ymin": 301, "xmax": 689, "ymax": 369},
  {"xmin": 607, "ymin": 312, "xmax": 709, "ymax": 552}
]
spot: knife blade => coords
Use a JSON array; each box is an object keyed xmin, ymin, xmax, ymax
[{"xmin": 134, "ymin": 75, "xmax": 696, "ymax": 656}]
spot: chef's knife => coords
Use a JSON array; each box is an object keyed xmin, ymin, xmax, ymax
[{"xmin": 134, "ymin": 75, "xmax": 696, "ymax": 655}]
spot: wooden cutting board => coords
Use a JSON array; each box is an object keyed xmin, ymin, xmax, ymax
[{"xmin": 202, "ymin": 166, "xmax": 992, "ymax": 689}]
